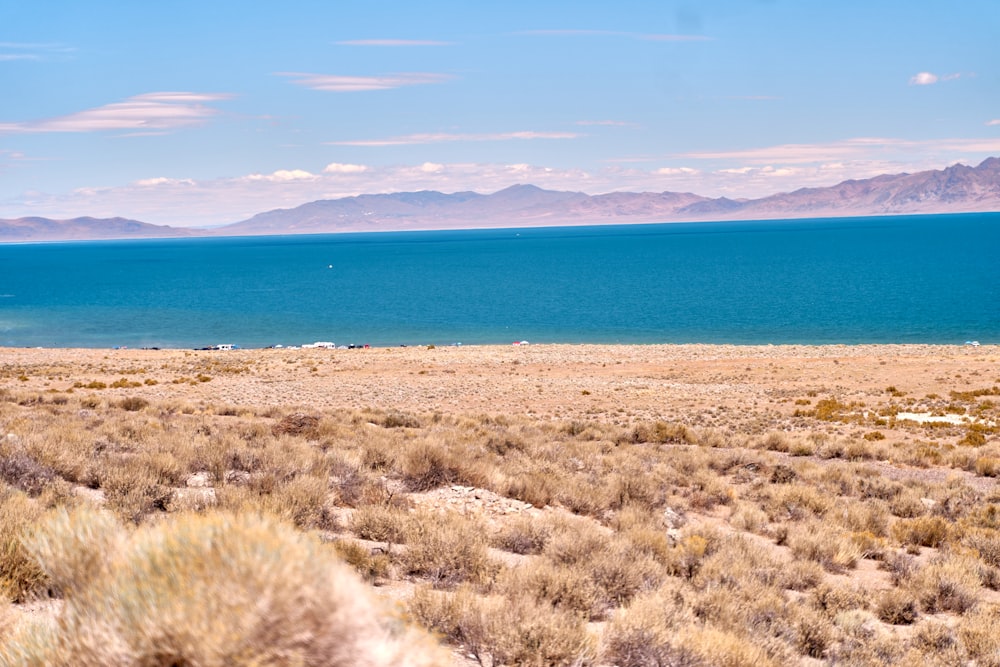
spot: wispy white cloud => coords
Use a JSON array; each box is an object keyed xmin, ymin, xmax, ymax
[
  {"xmin": 336, "ymin": 39, "xmax": 453, "ymax": 46},
  {"xmin": 0, "ymin": 92, "xmax": 231, "ymax": 134},
  {"xmin": 678, "ymin": 138, "xmax": 898, "ymax": 163},
  {"xmin": 245, "ymin": 169, "xmax": 319, "ymax": 182},
  {"xmin": 987, "ymin": 119, "xmax": 1000, "ymax": 126},
  {"xmin": 278, "ymin": 72, "xmax": 453, "ymax": 92},
  {"xmin": 909, "ymin": 71, "xmax": 967, "ymax": 86},
  {"xmin": 323, "ymin": 162, "xmax": 368, "ymax": 174},
  {"xmin": 329, "ymin": 130, "xmax": 580, "ymax": 146},
  {"xmin": 0, "ymin": 41, "xmax": 75, "ymax": 62},
  {"xmin": 655, "ymin": 167, "xmax": 699, "ymax": 175},
  {"xmin": 134, "ymin": 176, "xmax": 195, "ymax": 187},
  {"xmin": 676, "ymin": 137, "xmax": 1000, "ymax": 164}
]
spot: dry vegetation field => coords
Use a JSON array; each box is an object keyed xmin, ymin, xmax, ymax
[{"xmin": 1, "ymin": 343, "xmax": 999, "ymax": 666}]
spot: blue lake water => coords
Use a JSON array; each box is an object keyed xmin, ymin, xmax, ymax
[{"xmin": 0, "ymin": 213, "xmax": 997, "ymax": 348}]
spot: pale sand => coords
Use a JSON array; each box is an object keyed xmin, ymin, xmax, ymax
[{"xmin": 2, "ymin": 344, "xmax": 997, "ymax": 437}]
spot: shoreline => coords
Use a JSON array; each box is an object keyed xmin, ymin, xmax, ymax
[{"xmin": 1, "ymin": 342, "xmax": 994, "ymax": 353}]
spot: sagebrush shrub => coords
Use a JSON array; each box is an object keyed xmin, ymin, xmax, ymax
[{"xmin": 3, "ymin": 511, "xmax": 446, "ymax": 666}]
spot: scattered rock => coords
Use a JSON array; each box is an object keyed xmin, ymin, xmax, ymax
[
  {"xmin": 411, "ymin": 485, "xmax": 536, "ymax": 518},
  {"xmin": 186, "ymin": 471, "xmax": 214, "ymax": 488},
  {"xmin": 170, "ymin": 487, "xmax": 218, "ymax": 511},
  {"xmin": 663, "ymin": 506, "xmax": 686, "ymax": 529},
  {"xmin": 225, "ymin": 469, "xmax": 251, "ymax": 485}
]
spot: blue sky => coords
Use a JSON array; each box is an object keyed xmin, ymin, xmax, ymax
[{"xmin": 1, "ymin": 0, "xmax": 998, "ymax": 226}]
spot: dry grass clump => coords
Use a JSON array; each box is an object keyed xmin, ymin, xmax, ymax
[
  {"xmin": 400, "ymin": 510, "xmax": 497, "ymax": 588},
  {"xmin": 331, "ymin": 539, "xmax": 392, "ymax": 583},
  {"xmin": 408, "ymin": 585, "xmax": 597, "ymax": 667},
  {"xmin": 350, "ymin": 504, "xmax": 409, "ymax": 544},
  {"xmin": 97, "ymin": 463, "xmax": 172, "ymax": 524},
  {"xmin": 892, "ymin": 515, "xmax": 952, "ymax": 548},
  {"xmin": 958, "ymin": 606, "xmax": 1000, "ymax": 665},
  {"xmin": 789, "ymin": 522, "xmax": 863, "ymax": 573},
  {"xmin": 681, "ymin": 626, "xmax": 780, "ymax": 667},
  {"xmin": 0, "ymin": 450, "xmax": 58, "ymax": 498},
  {"xmin": 602, "ymin": 583, "xmax": 698, "ymax": 667},
  {"xmin": 215, "ymin": 473, "xmax": 337, "ymax": 531},
  {"xmin": 812, "ymin": 582, "xmax": 870, "ymax": 618},
  {"xmin": 0, "ymin": 488, "xmax": 48, "ymax": 603},
  {"xmin": 2, "ymin": 509, "xmax": 446, "ymax": 666},
  {"xmin": 497, "ymin": 560, "xmax": 601, "ymax": 619},
  {"xmin": 626, "ymin": 420, "xmax": 697, "ymax": 445},
  {"xmin": 400, "ymin": 441, "xmax": 474, "ymax": 491},
  {"xmin": 875, "ymin": 588, "xmax": 920, "ymax": 625},
  {"xmin": 908, "ymin": 553, "xmax": 983, "ymax": 614},
  {"xmin": 491, "ymin": 513, "xmax": 552, "ymax": 554}
]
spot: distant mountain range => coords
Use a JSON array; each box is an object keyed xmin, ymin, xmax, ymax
[
  {"xmin": 3, "ymin": 157, "xmax": 999, "ymax": 241},
  {"xmin": 0, "ymin": 216, "xmax": 201, "ymax": 242}
]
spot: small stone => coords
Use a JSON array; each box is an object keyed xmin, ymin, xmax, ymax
[
  {"xmin": 663, "ymin": 507, "xmax": 686, "ymax": 529},
  {"xmin": 186, "ymin": 471, "xmax": 213, "ymax": 488}
]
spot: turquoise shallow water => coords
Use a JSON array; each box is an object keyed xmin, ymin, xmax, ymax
[{"xmin": 0, "ymin": 213, "xmax": 997, "ymax": 348}]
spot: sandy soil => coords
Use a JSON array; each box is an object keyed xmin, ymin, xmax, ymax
[{"xmin": 2, "ymin": 343, "xmax": 997, "ymax": 437}]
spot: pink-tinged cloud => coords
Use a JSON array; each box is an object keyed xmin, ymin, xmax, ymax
[
  {"xmin": 278, "ymin": 72, "xmax": 453, "ymax": 92},
  {"xmin": 677, "ymin": 138, "xmax": 904, "ymax": 163},
  {"xmin": 672, "ymin": 137, "xmax": 1000, "ymax": 173},
  {"xmin": 908, "ymin": 71, "xmax": 965, "ymax": 86},
  {"xmin": 0, "ymin": 92, "xmax": 231, "ymax": 134},
  {"xmin": 910, "ymin": 72, "xmax": 939, "ymax": 85},
  {"xmin": 330, "ymin": 130, "xmax": 580, "ymax": 146},
  {"xmin": 988, "ymin": 119, "xmax": 1000, "ymax": 126},
  {"xmin": 336, "ymin": 39, "xmax": 453, "ymax": 46}
]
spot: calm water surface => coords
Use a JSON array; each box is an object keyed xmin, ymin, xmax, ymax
[{"xmin": 0, "ymin": 213, "xmax": 997, "ymax": 348}]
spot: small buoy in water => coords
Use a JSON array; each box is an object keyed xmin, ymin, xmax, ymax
[{"xmin": 327, "ymin": 264, "xmax": 333, "ymax": 269}]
